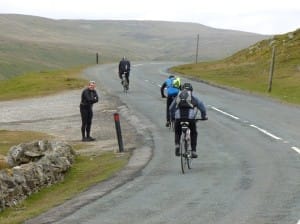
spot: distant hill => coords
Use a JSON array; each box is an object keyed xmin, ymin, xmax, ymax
[{"xmin": 0, "ymin": 14, "xmax": 269, "ymax": 79}]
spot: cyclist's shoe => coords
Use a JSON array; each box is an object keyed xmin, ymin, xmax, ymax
[
  {"xmin": 166, "ymin": 121, "xmax": 170, "ymax": 127},
  {"xmin": 175, "ymin": 145, "xmax": 180, "ymax": 156},
  {"xmin": 191, "ymin": 151, "xmax": 198, "ymax": 158}
]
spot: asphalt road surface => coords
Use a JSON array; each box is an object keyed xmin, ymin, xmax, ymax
[{"xmin": 56, "ymin": 62, "xmax": 300, "ymax": 224}]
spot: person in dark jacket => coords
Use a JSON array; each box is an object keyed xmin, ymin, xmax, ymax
[
  {"xmin": 80, "ymin": 81, "xmax": 99, "ymax": 141},
  {"xmin": 118, "ymin": 56, "xmax": 131, "ymax": 88}
]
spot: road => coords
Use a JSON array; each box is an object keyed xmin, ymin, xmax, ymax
[{"xmin": 57, "ymin": 62, "xmax": 300, "ymax": 224}]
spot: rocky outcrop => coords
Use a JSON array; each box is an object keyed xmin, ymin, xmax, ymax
[{"xmin": 0, "ymin": 140, "xmax": 75, "ymax": 211}]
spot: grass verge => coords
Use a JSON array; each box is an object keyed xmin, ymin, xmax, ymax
[
  {"xmin": 171, "ymin": 30, "xmax": 300, "ymax": 105},
  {"xmin": 0, "ymin": 66, "xmax": 88, "ymax": 101},
  {"xmin": 171, "ymin": 60, "xmax": 300, "ymax": 105},
  {"xmin": 0, "ymin": 130, "xmax": 129, "ymax": 224}
]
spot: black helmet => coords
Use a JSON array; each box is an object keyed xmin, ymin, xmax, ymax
[
  {"xmin": 182, "ymin": 83, "xmax": 193, "ymax": 91},
  {"xmin": 168, "ymin": 75, "xmax": 175, "ymax": 79}
]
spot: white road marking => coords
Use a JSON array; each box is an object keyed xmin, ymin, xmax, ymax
[
  {"xmin": 133, "ymin": 64, "xmax": 143, "ymax": 67},
  {"xmin": 211, "ymin": 106, "xmax": 240, "ymax": 120},
  {"xmin": 250, "ymin": 124, "xmax": 282, "ymax": 140},
  {"xmin": 206, "ymin": 105, "xmax": 300, "ymax": 156},
  {"xmin": 292, "ymin": 147, "xmax": 300, "ymax": 154}
]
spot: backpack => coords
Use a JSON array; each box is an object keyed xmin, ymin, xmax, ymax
[
  {"xmin": 176, "ymin": 89, "xmax": 194, "ymax": 108},
  {"xmin": 172, "ymin": 77, "xmax": 181, "ymax": 88},
  {"xmin": 166, "ymin": 77, "xmax": 180, "ymax": 97}
]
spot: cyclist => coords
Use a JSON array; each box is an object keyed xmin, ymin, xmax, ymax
[
  {"xmin": 160, "ymin": 75, "xmax": 181, "ymax": 127},
  {"xmin": 169, "ymin": 83, "xmax": 207, "ymax": 158},
  {"xmin": 118, "ymin": 56, "xmax": 131, "ymax": 89}
]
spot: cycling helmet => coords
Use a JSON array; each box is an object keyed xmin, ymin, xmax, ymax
[
  {"xmin": 168, "ymin": 75, "xmax": 175, "ymax": 79},
  {"xmin": 182, "ymin": 82, "xmax": 193, "ymax": 91}
]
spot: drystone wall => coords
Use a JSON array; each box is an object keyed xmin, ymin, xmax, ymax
[{"xmin": 0, "ymin": 140, "xmax": 75, "ymax": 211}]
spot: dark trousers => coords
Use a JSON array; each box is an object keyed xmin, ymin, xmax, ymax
[
  {"xmin": 166, "ymin": 96, "xmax": 175, "ymax": 122},
  {"xmin": 80, "ymin": 104, "xmax": 93, "ymax": 138},
  {"xmin": 174, "ymin": 119, "xmax": 198, "ymax": 151}
]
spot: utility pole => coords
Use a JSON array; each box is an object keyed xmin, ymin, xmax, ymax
[
  {"xmin": 195, "ymin": 34, "xmax": 199, "ymax": 64},
  {"xmin": 268, "ymin": 46, "xmax": 276, "ymax": 92}
]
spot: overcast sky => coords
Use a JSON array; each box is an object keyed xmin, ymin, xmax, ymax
[{"xmin": 1, "ymin": 0, "xmax": 299, "ymax": 35}]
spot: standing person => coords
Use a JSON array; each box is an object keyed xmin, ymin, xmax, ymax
[
  {"xmin": 80, "ymin": 81, "xmax": 99, "ymax": 142},
  {"xmin": 169, "ymin": 83, "xmax": 207, "ymax": 158},
  {"xmin": 160, "ymin": 75, "xmax": 181, "ymax": 127},
  {"xmin": 118, "ymin": 56, "xmax": 131, "ymax": 89}
]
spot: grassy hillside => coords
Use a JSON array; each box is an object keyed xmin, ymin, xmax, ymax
[
  {"xmin": 0, "ymin": 14, "xmax": 268, "ymax": 79},
  {"xmin": 171, "ymin": 29, "xmax": 300, "ymax": 104}
]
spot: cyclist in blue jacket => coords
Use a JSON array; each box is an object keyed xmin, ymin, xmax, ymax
[
  {"xmin": 169, "ymin": 83, "xmax": 207, "ymax": 158},
  {"xmin": 161, "ymin": 75, "xmax": 181, "ymax": 127}
]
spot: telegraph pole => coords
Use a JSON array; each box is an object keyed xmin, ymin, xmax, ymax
[
  {"xmin": 268, "ymin": 46, "xmax": 276, "ymax": 92},
  {"xmin": 195, "ymin": 34, "xmax": 199, "ymax": 64}
]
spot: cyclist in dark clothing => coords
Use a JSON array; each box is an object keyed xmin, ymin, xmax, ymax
[
  {"xmin": 118, "ymin": 56, "xmax": 131, "ymax": 88},
  {"xmin": 169, "ymin": 83, "xmax": 207, "ymax": 158},
  {"xmin": 80, "ymin": 81, "xmax": 99, "ymax": 142}
]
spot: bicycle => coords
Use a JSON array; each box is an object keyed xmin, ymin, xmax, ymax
[
  {"xmin": 121, "ymin": 72, "xmax": 129, "ymax": 94},
  {"xmin": 179, "ymin": 118, "xmax": 204, "ymax": 174}
]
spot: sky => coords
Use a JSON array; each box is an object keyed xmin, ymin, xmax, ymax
[{"xmin": 1, "ymin": 0, "xmax": 300, "ymax": 35}]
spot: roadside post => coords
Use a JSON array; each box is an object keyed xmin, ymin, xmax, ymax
[
  {"xmin": 114, "ymin": 113, "xmax": 124, "ymax": 152},
  {"xmin": 96, "ymin": 52, "xmax": 99, "ymax": 64},
  {"xmin": 268, "ymin": 46, "xmax": 276, "ymax": 92}
]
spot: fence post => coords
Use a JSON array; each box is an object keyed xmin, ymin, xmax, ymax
[
  {"xmin": 96, "ymin": 52, "xmax": 100, "ymax": 64},
  {"xmin": 114, "ymin": 113, "xmax": 124, "ymax": 152},
  {"xmin": 195, "ymin": 34, "xmax": 199, "ymax": 64}
]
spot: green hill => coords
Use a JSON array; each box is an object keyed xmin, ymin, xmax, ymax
[
  {"xmin": 0, "ymin": 14, "xmax": 268, "ymax": 79},
  {"xmin": 171, "ymin": 29, "xmax": 300, "ymax": 104}
]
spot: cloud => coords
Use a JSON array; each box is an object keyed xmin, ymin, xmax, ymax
[{"xmin": 1, "ymin": 0, "xmax": 299, "ymax": 34}]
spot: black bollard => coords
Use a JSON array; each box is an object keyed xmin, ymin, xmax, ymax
[{"xmin": 114, "ymin": 113, "xmax": 124, "ymax": 152}]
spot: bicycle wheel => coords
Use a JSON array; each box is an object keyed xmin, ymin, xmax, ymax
[
  {"xmin": 180, "ymin": 136, "xmax": 187, "ymax": 174},
  {"xmin": 187, "ymin": 149, "xmax": 192, "ymax": 169}
]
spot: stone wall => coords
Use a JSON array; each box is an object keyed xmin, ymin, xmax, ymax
[{"xmin": 0, "ymin": 140, "xmax": 75, "ymax": 211}]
